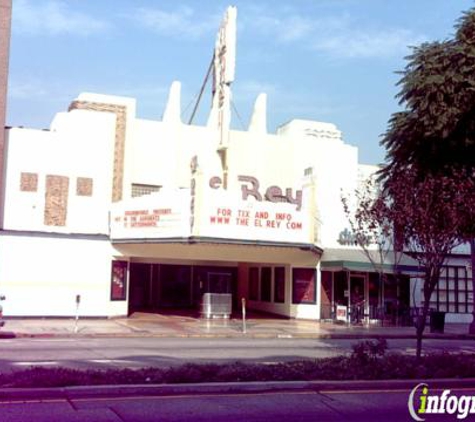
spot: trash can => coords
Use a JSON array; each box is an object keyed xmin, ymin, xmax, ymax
[{"xmin": 430, "ymin": 310, "xmax": 446, "ymax": 333}]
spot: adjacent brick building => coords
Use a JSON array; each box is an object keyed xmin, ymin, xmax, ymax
[{"xmin": 0, "ymin": 0, "xmax": 12, "ymax": 227}]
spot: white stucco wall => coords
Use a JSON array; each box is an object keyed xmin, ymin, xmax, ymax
[
  {"xmin": 0, "ymin": 234, "xmax": 126, "ymax": 317},
  {"xmin": 3, "ymin": 108, "xmax": 116, "ymax": 234}
]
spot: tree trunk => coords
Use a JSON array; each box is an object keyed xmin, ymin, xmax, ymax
[
  {"xmin": 469, "ymin": 239, "xmax": 475, "ymax": 334},
  {"xmin": 416, "ymin": 269, "xmax": 438, "ymax": 360},
  {"xmin": 416, "ymin": 296, "xmax": 431, "ymax": 360}
]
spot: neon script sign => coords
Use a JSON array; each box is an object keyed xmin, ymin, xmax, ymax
[{"xmin": 209, "ymin": 175, "xmax": 303, "ymax": 211}]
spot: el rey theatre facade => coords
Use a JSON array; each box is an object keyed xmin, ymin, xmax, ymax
[{"xmin": 2, "ymin": 6, "xmax": 471, "ymax": 324}]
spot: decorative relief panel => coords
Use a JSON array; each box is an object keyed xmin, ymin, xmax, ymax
[
  {"xmin": 76, "ymin": 177, "xmax": 93, "ymax": 196},
  {"xmin": 44, "ymin": 175, "xmax": 69, "ymax": 226},
  {"xmin": 20, "ymin": 172, "xmax": 38, "ymax": 192},
  {"xmin": 69, "ymin": 100, "xmax": 126, "ymax": 202}
]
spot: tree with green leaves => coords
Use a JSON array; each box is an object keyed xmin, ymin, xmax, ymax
[
  {"xmin": 345, "ymin": 169, "xmax": 474, "ymax": 358},
  {"xmin": 382, "ymin": 8, "xmax": 475, "ymax": 176},
  {"xmin": 379, "ymin": 6, "xmax": 475, "ymax": 354}
]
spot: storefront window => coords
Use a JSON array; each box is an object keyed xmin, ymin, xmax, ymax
[
  {"xmin": 383, "ymin": 274, "xmax": 398, "ymax": 315},
  {"xmin": 292, "ymin": 268, "xmax": 316, "ymax": 304},
  {"xmin": 320, "ymin": 271, "xmax": 333, "ymax": 319},
  {"xmin": 249, "ymin": 267, "xmax": 259, "ymax": 301},
  {"xmin": 274, "ymin": 267, "xmax": 285, "ymax": 303},
  {"xmin": 110, "ymin": 261, "xmax": 128, "ymax": 301},
  {"xmin": 368, "ymin": 273, "xmax": 380, "ymax": 308},
  {"xmin": 333, "ymin": 271, "xmax": 348, "ymax": 306},
  {"xmin": 431, "ymin": 266, "xmax": 472, "ymax": 313},
  {"xmin": 261, "ymin": 267, "xmax": 271, "ymax": 302}
]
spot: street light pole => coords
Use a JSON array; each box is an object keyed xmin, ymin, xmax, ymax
[{"xmin": 469, "ymin": 239, "xmax": 475, "ymax": 335}]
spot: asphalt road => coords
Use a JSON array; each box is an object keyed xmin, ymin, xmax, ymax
[
  {"xmin": 1, "ymin": 386, "xmax": 471, "ymax": 422},
  {"xmin": 0, "ymin": 337, "xmax": 473, "ymax": 370}
]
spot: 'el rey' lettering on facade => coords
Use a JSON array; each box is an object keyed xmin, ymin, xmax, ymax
[{"xmin": 209, "ymin": 175, "xmax": 303, "ymax": 211}]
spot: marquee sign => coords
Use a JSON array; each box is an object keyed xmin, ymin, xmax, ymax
[
  {"xmin": 109, "ymin": 191, "xmax": 190, "ymax": 239},
  {"xmin": 198, "ymin": 187, "xmax": 312, "ymax": 244},
  {"xmin": 109, "ymin": 174, "xmax": 314, "ymax": 245}
]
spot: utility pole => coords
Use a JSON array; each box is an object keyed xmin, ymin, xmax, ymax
[{"xmin": 469, "ymin": 239, "xmax": 475, "ymax": 334}]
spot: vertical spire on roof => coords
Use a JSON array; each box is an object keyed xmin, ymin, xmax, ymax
[
  {"xmin": 162, "ymin": 81, "xmax": 181, "ymax": 124},
  {"xmin": 248, "ymin": 93, "xmax": 267, "ymax": 134}
]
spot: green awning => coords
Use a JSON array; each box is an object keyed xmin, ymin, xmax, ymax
[{"xmin": 321, "ymin": 248, "xmax": 421, "ymax": 274}]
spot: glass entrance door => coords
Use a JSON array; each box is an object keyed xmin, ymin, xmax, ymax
[
  {"xmin": 350, "ymin": 274, "xmax": 366, "ymax": 323},
  {"xmin": 207, "ymin": 272, "xmax": 232, "ymax": 293}
]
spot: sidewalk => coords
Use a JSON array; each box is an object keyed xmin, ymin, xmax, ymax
[{"xmin": 1, "ymin": 312, "xmax": 474, "ymax": 340}]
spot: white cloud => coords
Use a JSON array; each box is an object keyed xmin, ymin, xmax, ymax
[
  {"xmin": 241, "ymin": 6, "xmax": 426, "ymax": 59},
  {"xmin": 129, "ymin": 6, "xmax": 220, "ymax": 39},
  {"xmin": 13, "ymin": 0, "xmax": 110, "ymax": 36},
  {"xmin": 313, "ymin": 29, "xmax": 426, "ymax": 59},
  {"xmin": 8, "ymin": 79, "xmax": 49, "ymax": 99},
  {"xmin": 242, "ymin": 6, "xmax": 349, "ymax": 42}
]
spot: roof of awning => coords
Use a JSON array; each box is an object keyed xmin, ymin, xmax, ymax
[
  {"xmin": 321, "ymin": 248, "xmax": 421, "ymax": 274},
  {"xmin": 112, "ymin": 236, "xmax": 322, "ymax": 266}
]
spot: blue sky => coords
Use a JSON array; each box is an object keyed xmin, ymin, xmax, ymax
[{"xmin": 6, "ymin": 0, "xmax": 474, "ymax": 164}]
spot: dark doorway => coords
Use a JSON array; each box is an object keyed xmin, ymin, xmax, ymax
[
  {"xmin": 128, "ymin": 263, "xmax": 237, "ymax": 314},
  {"xmin": 334, "ymin": 271, "xmax": 348, "ymax": 306},
  {"xmin": 350, "ymin": 274, "xmax": 366, "ymax": 323},
  {"xmin": 192, "ymin": 266, "xmax": 236, "ymax": 306},
  {"xmin": 128, "ymin": 263, "xmax": 152, "ymax": 313},
  {"xmin": 350, "ymin": 275, "xmax": 365, "ymax": 306},
  {"xmin": 159, "ymin": 265, "xmax": 192, "ymax": 308}
]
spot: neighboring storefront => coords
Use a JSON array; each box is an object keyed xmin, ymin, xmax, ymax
[
  {"xmin": 320, "ymin": 249, "xmax": 417, "ymax": 325},
  {"xmin": 410, "ymin": 246, "xmax": 474, "ymax": 323}
]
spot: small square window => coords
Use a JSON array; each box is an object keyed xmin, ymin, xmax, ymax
[
  {"xmin": 20, "ymin": 172, "xmax": 38, "ymax": 192},
  {"xmin": 77, "ymin": 177, "xmax": 93, "ymax": 196},
  {"xmin": 131, "ymin": 184, "xmax": 161, "ymax": 198}
]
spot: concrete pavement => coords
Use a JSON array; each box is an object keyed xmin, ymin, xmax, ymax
[
  {"xmin": 4, "ymin": 381, "xmax": 475, "ymax": 422},
  {"xmin": 1, "ymin": 312, "xmax": 474, "ymax": 340},
  {"xmin": 3, "ymin": 378, "xmax": 475, "ymax": 401}
]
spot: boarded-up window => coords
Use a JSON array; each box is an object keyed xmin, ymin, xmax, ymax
[
  {"xmin": 76, "ymin": 177, "xmax": 93, "ymax": 196},
  {"xmin": 44, "ymin": 175, "xmax": 69, "ymax": 226},
  {"xmin": 20, "ymin": 172, "xmax": 38, "ymax": 192}
]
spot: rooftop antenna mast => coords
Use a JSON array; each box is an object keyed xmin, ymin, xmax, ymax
[{"xmin": 187, "ymin": 56, "xmax": 214, "ymax": 125}]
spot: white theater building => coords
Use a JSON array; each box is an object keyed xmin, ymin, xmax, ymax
[{"xmin": 0, "ymin": 7, "xmax": 472, "ymax": 323}]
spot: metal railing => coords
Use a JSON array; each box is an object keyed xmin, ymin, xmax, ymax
[{"xmin": 321, "ymin": 304, "xmax": 429, "ymax": 327}]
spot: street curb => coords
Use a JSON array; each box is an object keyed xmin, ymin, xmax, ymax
[
  {"xmin": 1, "ymin": 379, "xmax": 475, "ymax": 401},
  {"xmin": 7, "ymin": 331, "xmax": 475, "ymax": 340}
]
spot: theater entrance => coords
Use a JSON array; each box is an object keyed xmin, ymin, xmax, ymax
[{"xmin": 128, "ymin": 262, "xmax": 237, "ymax": 315}]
